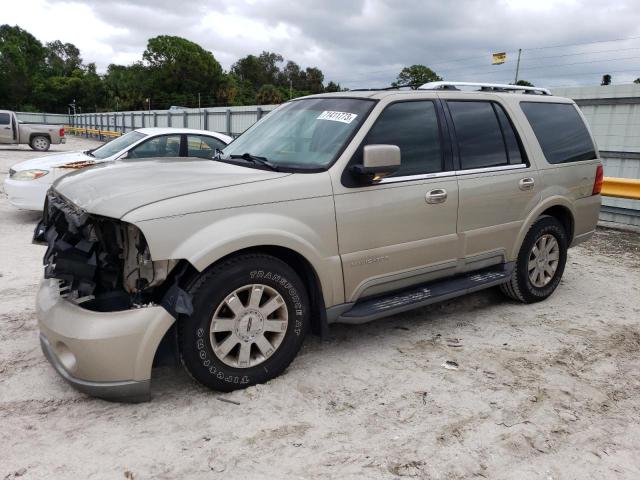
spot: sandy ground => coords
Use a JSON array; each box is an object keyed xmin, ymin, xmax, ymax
[{"xmin": 1, "ymin": 137, "xmax": 640, "ymax": 479}]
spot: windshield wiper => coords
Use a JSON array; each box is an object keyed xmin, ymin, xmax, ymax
[
  {"xmin": 84, "ymin": 149, "xmax": 95, "ymax": 157},
  {"xmin": 229, "ymin": 153, "xmax": 279, "ymax": 171}
]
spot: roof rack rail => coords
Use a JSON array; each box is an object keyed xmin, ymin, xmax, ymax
[{"xmin": 419, "ymin": 81, "xmax": 551, "ymax": 95}]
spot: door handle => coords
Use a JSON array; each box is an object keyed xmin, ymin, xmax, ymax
[
  {"xmin": 3, "ymin": 127, "xmax": 10, "ymax": 130},
  {"xmin": 519, "ymin": 177, "xmax": 535, "ymax": 190},
  {"xmin": 426, "ymin": 188, "xmax": 447, "ymax": 204}
]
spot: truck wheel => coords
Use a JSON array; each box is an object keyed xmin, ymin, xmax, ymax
[
  {"xmin": 30, "ymin": 135, "xmax": 51, "ymax": 151},
  {"xmin": 179, "ymin": 253, "xmax": 310, "ymax": 392},
  {"xmin": 500, "ymin": 216, "xmax": 568, "ymax": 303}
]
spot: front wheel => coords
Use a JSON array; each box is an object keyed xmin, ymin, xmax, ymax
[
  {"xmin": 30, "ymin": 135, "xmax": 50, "ymax": 151},
  {"xmin": 179, "ymin": 254, "xmax": 310, "ymax": 392},
  {"xmin": 501, "ymin": 216, "xmax": 568, "ymax": 303}
]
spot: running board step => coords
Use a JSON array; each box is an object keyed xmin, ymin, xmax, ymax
[{"xmin": 337, "ymin": 263, "xmax": 514, "ymax": 324}]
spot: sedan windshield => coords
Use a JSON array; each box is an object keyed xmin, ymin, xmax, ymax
[
  {"xmin": 221, "ymin": 98, "xmax": 374, "ymax": 170},
  {"xmin": 90, "ymin": 131, "xmax": 146, "ymax": 159}
]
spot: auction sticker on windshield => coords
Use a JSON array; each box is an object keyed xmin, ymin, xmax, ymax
[{"xmin": 317, "ymin": 111, "xmax": 358, "ymax": 124}]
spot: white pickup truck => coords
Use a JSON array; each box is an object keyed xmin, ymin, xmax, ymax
[{"xmin": 0, "ymin": 110, "xmax": 66, "ymax": 151}]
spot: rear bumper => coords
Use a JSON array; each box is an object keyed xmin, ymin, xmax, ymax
[
  {"xmin": 3, "ymin": 176, "xmax": 48, "ymax": 211},
  {"xmin": 37, "ymin": 278, "xmax": 175, "ymax": 402},
  {"xmin": 570, "ymin": 194, "xmax": 601, "ymax": 248}
]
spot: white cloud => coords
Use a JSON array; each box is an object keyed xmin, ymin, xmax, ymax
[
  {"xmin": 3, "ymin": 0, "xmax": 640, "ymax": 88},
  {"xmin": 3, "ymin": 0, "xmax": 128, "ymax": 69}
]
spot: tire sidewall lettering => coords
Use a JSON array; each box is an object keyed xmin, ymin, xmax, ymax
[{"xmin": 191, "ymin": 267, "xmax": 307, "ymax": 384}]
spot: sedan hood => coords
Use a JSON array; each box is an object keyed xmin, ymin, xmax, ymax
[
  {"xmin": 53, "ymin": 158, "xmax": 290, "ymax": 219},
  {"xmin": 12, "ymin": 151, "xmax": 93, "ymax": 171}
]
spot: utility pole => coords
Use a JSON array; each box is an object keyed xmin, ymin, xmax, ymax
[
  {"xmin": 68, "ymin": 100, "xmax": 76, "ymax": 127},
  {"xmin": 514, "ymin": 48, "xmax": 522, "ymax": 84},
  {"xmin": 198, "ymin": 92, "xmax": 202, "ymax": 129}
]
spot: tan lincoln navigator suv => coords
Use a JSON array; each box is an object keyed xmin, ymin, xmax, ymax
[{"xmin": 34, "ymin": 82, "xmax": 602, "ymax": 401}]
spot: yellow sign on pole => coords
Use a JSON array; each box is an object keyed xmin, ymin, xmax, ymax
[{"xmin": 492, "ymin": 52, "xmax": 507, "ymax": 65}]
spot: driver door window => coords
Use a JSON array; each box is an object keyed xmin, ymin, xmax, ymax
[
  {"xmin": 128, "ymin": 135, "xmax": 181, "ymax": 158},
  {"xmin": 364, "ymin": 101, "xmax": 444, "ymax": 177}
]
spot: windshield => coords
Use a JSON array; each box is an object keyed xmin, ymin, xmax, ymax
[
  {"xmin": 91, "ymin": 131, "xmax": 146, "ymax": 159},
  {"xmin": 221, "ymin": 98, "xmax": 374, "ymax": 170}
]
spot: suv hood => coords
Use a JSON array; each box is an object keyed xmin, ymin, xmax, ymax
[
  {"xmin": 53, "ymin": 158, "xmax": 290, "ymax": 219},
  {"xmin": 13, "ymin": 151, "xmax": 93, "ymax": 171}
]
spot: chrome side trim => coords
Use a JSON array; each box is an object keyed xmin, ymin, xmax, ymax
[
  {"xmin": 378, "ymin": 163, "xmax": 528, "ymax": 184},
  {"xmin": 456, "ymin": 163, "xmax": 528, "ymax": 176},
  {"xmin": 379, "ymin": 171, "xmax": 456, "ymax": 184}
]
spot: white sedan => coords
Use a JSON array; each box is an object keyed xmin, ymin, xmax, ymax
[{"xmin": 4, "ymin": 128, "xmax": 232, "ymax": 211}]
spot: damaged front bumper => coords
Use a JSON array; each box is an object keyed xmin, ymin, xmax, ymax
[
  {"xmin": 35, "ymin": 190, "xmax": 193, "ymax": 401},
  {"xmin": 37, "ymin": 278, "xmax": 175, "ymax": 402}
]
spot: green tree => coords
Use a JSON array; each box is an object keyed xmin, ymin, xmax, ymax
[
  {"xmin": 515, "ymin": 79, "xmax": 534, "ymax": 87},
  {"xmin": 143, "ymin": 35, "xmax": 224, "ymax": 108},
  {"xmin": 305, "ymin": 67, "xmax": 324, "ymax": 94},
  {"xmin": 601, "ymin": 74, "xmax": 612, "ymax": 86},
  {"xmin": 392, "ymin": 65, "xmax": 442, "ymax": 89},
  {"xmin": 256, "ymin": 84, "xmax": 284, "ymax": 105},
  {"xmin": 325, "ymin": 81, "xmax": 342, "ymax": 92},
  {"xmin": 280, "ymin": 60, "xmax": 305, "ymax": 90},
  {"xmin": 0, "ymin": 25, "xmax": 46, "ymax": 110},
  {"xmin": 104, "ymin": 62, "xmax": 149, "ymax": 110},
  {"xmin": 45, "ymin": 40, "xmax": 82, "ymax": 77},
  {"xmin": 231, "ymin": 51, "xmax": 284, "ymax": 91}
]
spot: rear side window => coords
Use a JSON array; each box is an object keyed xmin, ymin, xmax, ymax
[
  {"xmin": 187, "ymin": 135, "xmax": 227, "ymax": 159},
  {"xmin": 364, "ymin": 101, "xmax": 443, "ymax": 176},
  {"xmin": 448, "ymin": 101, "xmax": 525, "ymax": 170},
  {"xmin": 521, "ymin": 102, "xmax": 596, "ymax": 164},
  {"xmin": 0, "ymin": 113, "xmax": 10, "ymax": 125}
]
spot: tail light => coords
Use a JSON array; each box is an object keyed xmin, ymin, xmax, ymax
[
  {"xmin": 592, "ymin": 164, "xmax": 603, "ymax": 195},
  {"xmin": 59, "ymin": 127, "xmax": 65, "ymax": 137}
]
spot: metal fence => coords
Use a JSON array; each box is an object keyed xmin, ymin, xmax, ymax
[
  {"xmin": 15, "ymin": 112, "xmax": 71, "ymax": 125},
  {"xmin": 58, "ymin": 105, "xmax": 278, "ymax": 138}
]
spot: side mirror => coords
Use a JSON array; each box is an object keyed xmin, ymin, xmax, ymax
[{"xmin": 351, "ymin": 144, "xmax": 400, "ymax": 182}]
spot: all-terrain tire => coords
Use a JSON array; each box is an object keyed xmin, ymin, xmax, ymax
[
  {"xmin": 500, "ymin": 216, "xmax": 568, "ymax": 303},
  {"xmin": 179, "ymin": 253, "xmax": 310, "ymax": 392}
]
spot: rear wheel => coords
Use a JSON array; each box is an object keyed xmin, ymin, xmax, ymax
[
  {"xmin": 501, "ymin": 216, "xmax": 568, "ymax": 303},
  {"xmin": 30, "ymin": 135, "xmax": 50, "ymax": 151},
  {"xmin": 179, "ymin": 254, "xmax": 309, "ymax": 391}
]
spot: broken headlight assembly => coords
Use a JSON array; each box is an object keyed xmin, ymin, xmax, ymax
[{"xmin": 35, "ymin": 191, "xmax": 191, "ymax": 315}]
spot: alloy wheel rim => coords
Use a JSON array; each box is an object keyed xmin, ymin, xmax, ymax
[
  {"xmin": 209, "ymin": 284, "xmax": 288, "ymax": 368},
  {"xmin": 35, "ymin": 138, "xmax": 47, "ymax": 149},
  {"xmin": 528, "ymin": 234, "xmax": 560, "ymax": 288}
]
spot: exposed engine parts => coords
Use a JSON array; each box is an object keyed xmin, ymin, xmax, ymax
[{"xmin": 35, "ymin": 191, "xmax": 188, "ymax": 314}]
